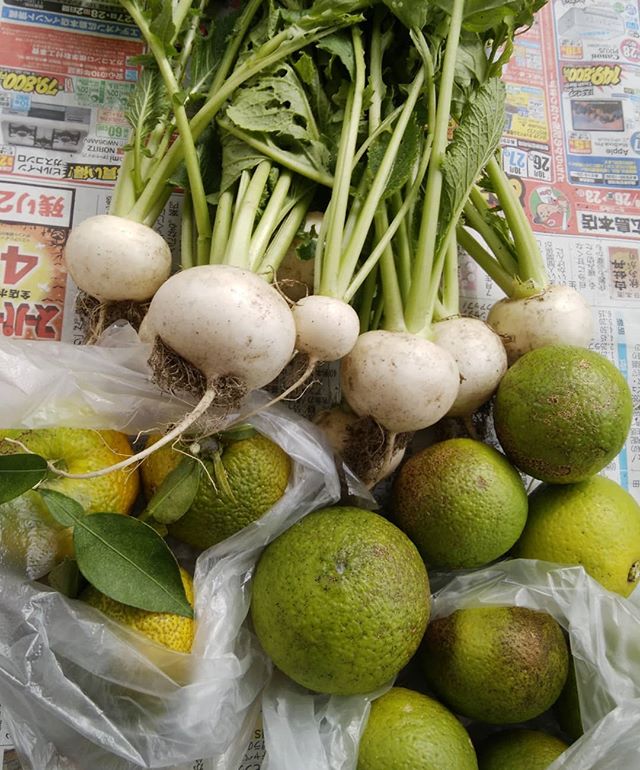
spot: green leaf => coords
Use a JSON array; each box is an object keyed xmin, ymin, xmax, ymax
[
  {"xmin": 40, "ymin": 488, "xmax": 83, "ymax": 527},
  {"xmin": 219, "ymin": 133, "xmax": 270, "ymax": 192},
  {"xmin": 39, "ymin": 489, "xmax": 192, "ymax": 618},
  {"xmin": 383, "ymin": 0, "xmax": 431, "ymax": 29},
  {"xmin": 226, "ymin": 63, "xmax": 324, "ymax": 147},
  {"xmin": 124, "ymin": 68, "xmax": 167, "ymax": 139},
  {"xmin": 366, "ymin": 112, "xmax": 422, "ymax": 201},
  {"xmin": 145, "ymin": 456, "xmax": 201, "ymax": 525},
  {"xmin": 317, "ymin": 31, "xmax": 356, "ymax": 80},
  {"xmin": 48, "ymin": 558, "xmax": 82, "ymax": 599},
  {"xmin": 148, "ymin": 0, "xmax": 176, "ymax": 48},
  {"xmin": 0, "ymin": 454, "xmax": 48, "ymax": 504},
  {"xmin": 438, "ymin": 78, "xmax": 506, "ymax": 250},
  {"xmin": 293, "ymin": 52, "xmax": 332, "ymax": 132},
  {"xmin": 308, "ymin": 0, "xmax": 375, "ymax": 16}
]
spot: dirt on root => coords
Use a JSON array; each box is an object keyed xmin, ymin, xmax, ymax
[{"xmin": 75, "ymin": 291, "xmax": 149, "ymax": 343}]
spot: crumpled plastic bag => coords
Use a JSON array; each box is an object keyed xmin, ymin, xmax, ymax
[
  {"xmin": 0, "ymin": 335, "xmax": 343, "ymax": 769},
  {"xmin": 429, "ymin": 560, "xmax": 640, "ymax": 770},
  {"xmin": 0, "ymin": 324, "xmax": 187, "ymax": 433}
]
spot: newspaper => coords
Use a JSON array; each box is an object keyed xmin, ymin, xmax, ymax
[{"xmin": 0, "ymin": 0, "xmax": 638, "ymax": 767}]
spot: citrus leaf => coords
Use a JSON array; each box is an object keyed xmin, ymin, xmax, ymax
[
  {"xmin": 0, "ymin": 454, "xmax": 48, "ymax": 503},
  {"xmin": 145, "ymin": 456, "xmax": 201, "ymax": 525},
  {"xmin": 47, "ymin": 558, "xmax": 82, "ymax": 599},
  {"xmin": 40, "ymin": 489, "xmax": 193, "ymax": 618},
  {"xmin": 39, "ymin": 488, "xmax": 83, "ymax": 527}
]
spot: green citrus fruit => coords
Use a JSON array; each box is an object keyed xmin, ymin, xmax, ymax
[
  {"xmin": 357, "ymin": 687, "xmax": 478, "ymax": 770},
  {"xmin": 0, "ymin": 428, "xmax": 139, "ymax": 578},
  {"xmin": 554, "ymin": 660, "xmax": 583, "ymax": 741},
  {"xmin": 493, "ymin": 345, "xmax": 632, "ymax": 483},
  {"xmin": 514, "ymin": 476, "xmax": 640, "ymax": 597},
  {"xmin": 82, "ymin": 567, "xmax": 194, "ymax": 652},
  {"xmin": 477, "ymin": 729, "xmax": 568, "ymax": 769},
  {"xmin": 142, "ymin": 432, "xmax": 290, "ymax": 550},
  {"xmin": 391, "ymin": 438, "xmax": 527, "ymax": 569},
  {"xmin": 251, "ymin": 506, "xmax": 430, "ymax": 695},
  {"xmin": 420, "ymin": 606, "xmax": 568, "ymax": 724}
]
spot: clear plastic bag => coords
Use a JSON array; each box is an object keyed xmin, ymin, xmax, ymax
[
  {"xmin": 428, "ymin": 559, "xmax": 640, "ymax": 770},
  {"xmin": 0, "ymin": 324, "xmax": 187, "ymax": 433},
  {"xmin": 0, "ymin": 335, "xmax": 342, "ymax": 769}
]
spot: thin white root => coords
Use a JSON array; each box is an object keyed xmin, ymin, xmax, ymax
[
  {"xmin": 240, "ymin": 357, "xmax": 318, "ymax": 423},
  {"xmin": 6, "ymin": 385, "xmax": 219, "ymax": 481}
]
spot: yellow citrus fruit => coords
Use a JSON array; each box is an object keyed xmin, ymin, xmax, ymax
[
  {"xmin": 251, "ymin": 506, "xmax": 430, "ymax": 695},
  {"xmin": 420, "ymin": 606, "xmax": 569, "ymax": 724},
  {"xmin": 514, "ymin": 476, "xmax": 640, "ymax": 597},
  {"xmin": 477, "ymin": 729, "xmax": 568, "ymax": 770},
  {"xmin": 82, "ymin": 567, "xmax": 194, "ymax": 653},
  {"xmin": 0, "ymin": 428, "xmax": 139, "ymax": 578},
  {"xmin": 357, "ymin": 687, "xmax": 478, "ymax": 770},
  {"xmin": 141, "ymin": 432, "xmax": 290, "ymax": 550},
  {"xmin": 493, "ymin": 346, "xmax": 632, "ymax": 483},
  {"xmin": 391, "ymin": 438, "xmax": 528, "ymax": 569}
]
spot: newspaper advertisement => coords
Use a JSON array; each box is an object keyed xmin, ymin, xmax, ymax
[{"xmin": 0, "ymin": 0, "xmax": 639, "ymax": 766}]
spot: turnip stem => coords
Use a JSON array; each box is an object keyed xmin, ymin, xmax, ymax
[
  {"xmin": 121, "ymin": 0, "xmax": 211, "ymax": 262},
  {"xmin": 405, "ymin": 0, "xmax": 465, "ymax": 334},
  {"xmin": 463, "ymin": 194, "xmax": 519, "ymax": 275},
  {"xmin": 109, "ymin": 151, "xmax": 136, "ymax": 217},
  {"xmin": 341, "ymin": 173, "xmax": 368, "ymax": 253},
  {"xmin": 485, "ymin": 156, "xmax": 547, "ymax": 291},
  {"xmin": 205, "ymin": 0, "xmax": 263, "ymax": 103},
  {"xmin": 320, "ymin": 26, "xmax": 365, "ymax": 299},
  {"xmin": 345, "ymin": 134, "xmax": 433, "ymax": 303},
  {"xmin": 224, "ymin": 161, "xmax": 272, "ymax": 269},
  {"xmin": 210, "ymin": 190, "xmax": 234, "ymax": 264},
  {"xmin": 338, "ymin": 68, "xmax": 425, "ymax": 299},
  {"xmin": 376, "ymin": 205, "xmax": 405, "ymax": 332},
  {"xmin": 358, "ymin": 264, "xmax": 379, "ymax": 334},
  {"xmin": 172, "ymin": 0, "xmax": 194, "ymax": 40},
  {"xmin": 181, "ymin": 193, "xmax": 195, "ymax": 269},
  {"xmin": 248, "ymin": 171, "xmax": 293, "ymax": 271},
  {"xmin": 368, "ymin": 15, "xmax": 405, "ymax": 333},
  {"xmin": 353, "ymin": 105, "xmax": 404, "ymax": 168},
  {"xmin": 258, "ymin": 193, "xmax": 314, "ymax": 277},
  {"xmin": 456, "ymin": 226, "xmax": 515, "ymax": 296},
  {"xmin": 438, "ymin": 233, "xmax": 460, "ymax": 319},
  {"xmin": 391, "ymin": 191, "xmax": 412, "ymax": 303}
]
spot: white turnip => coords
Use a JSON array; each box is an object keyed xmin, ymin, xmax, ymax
[
  {"xmin": 48, "ymin": 265, "xmax": 296, "ymax": 479},
  {"xmin": 434, "ymin": 316, "xmax": 507, "ymax": 416},
  {"xmin": 291, "ymin": 295, "xmax": 360, "ymax": 363},
  {"xmin": 340, "ymin": 331, "xmax": 460, "ymax": 434},
  {"xmin": 487, "ymin": 284, "xmax": 594, "ymax": 364},
  {"xmin": 64, "ymin": 215, "xmax": 172, "ymax": 302}
]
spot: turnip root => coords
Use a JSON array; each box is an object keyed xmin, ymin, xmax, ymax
[
  {"xmin": 434, "ymin": 316, "xmax": 507, "ymax": 416},
  {"xmin": 46, "ymin": 264, "xmax": 296, "ymax": 480},
  {"xmin": 291, "ymin": 296, "xmax": 360, "ymax": 363},
  {"xmin": 64, "ymin": 215, "xmax": 172, "ymax": 302},
  {"xmin": 314, "ymin": 406, "xmax": 408, "ymax": 488},
  {"xmin": 340, "ymin": 331, "xmax": 460, "ymax": 434},
  {"xmin": 487, "ymin": 284, "xmax": 594, "ymax": 364}
]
